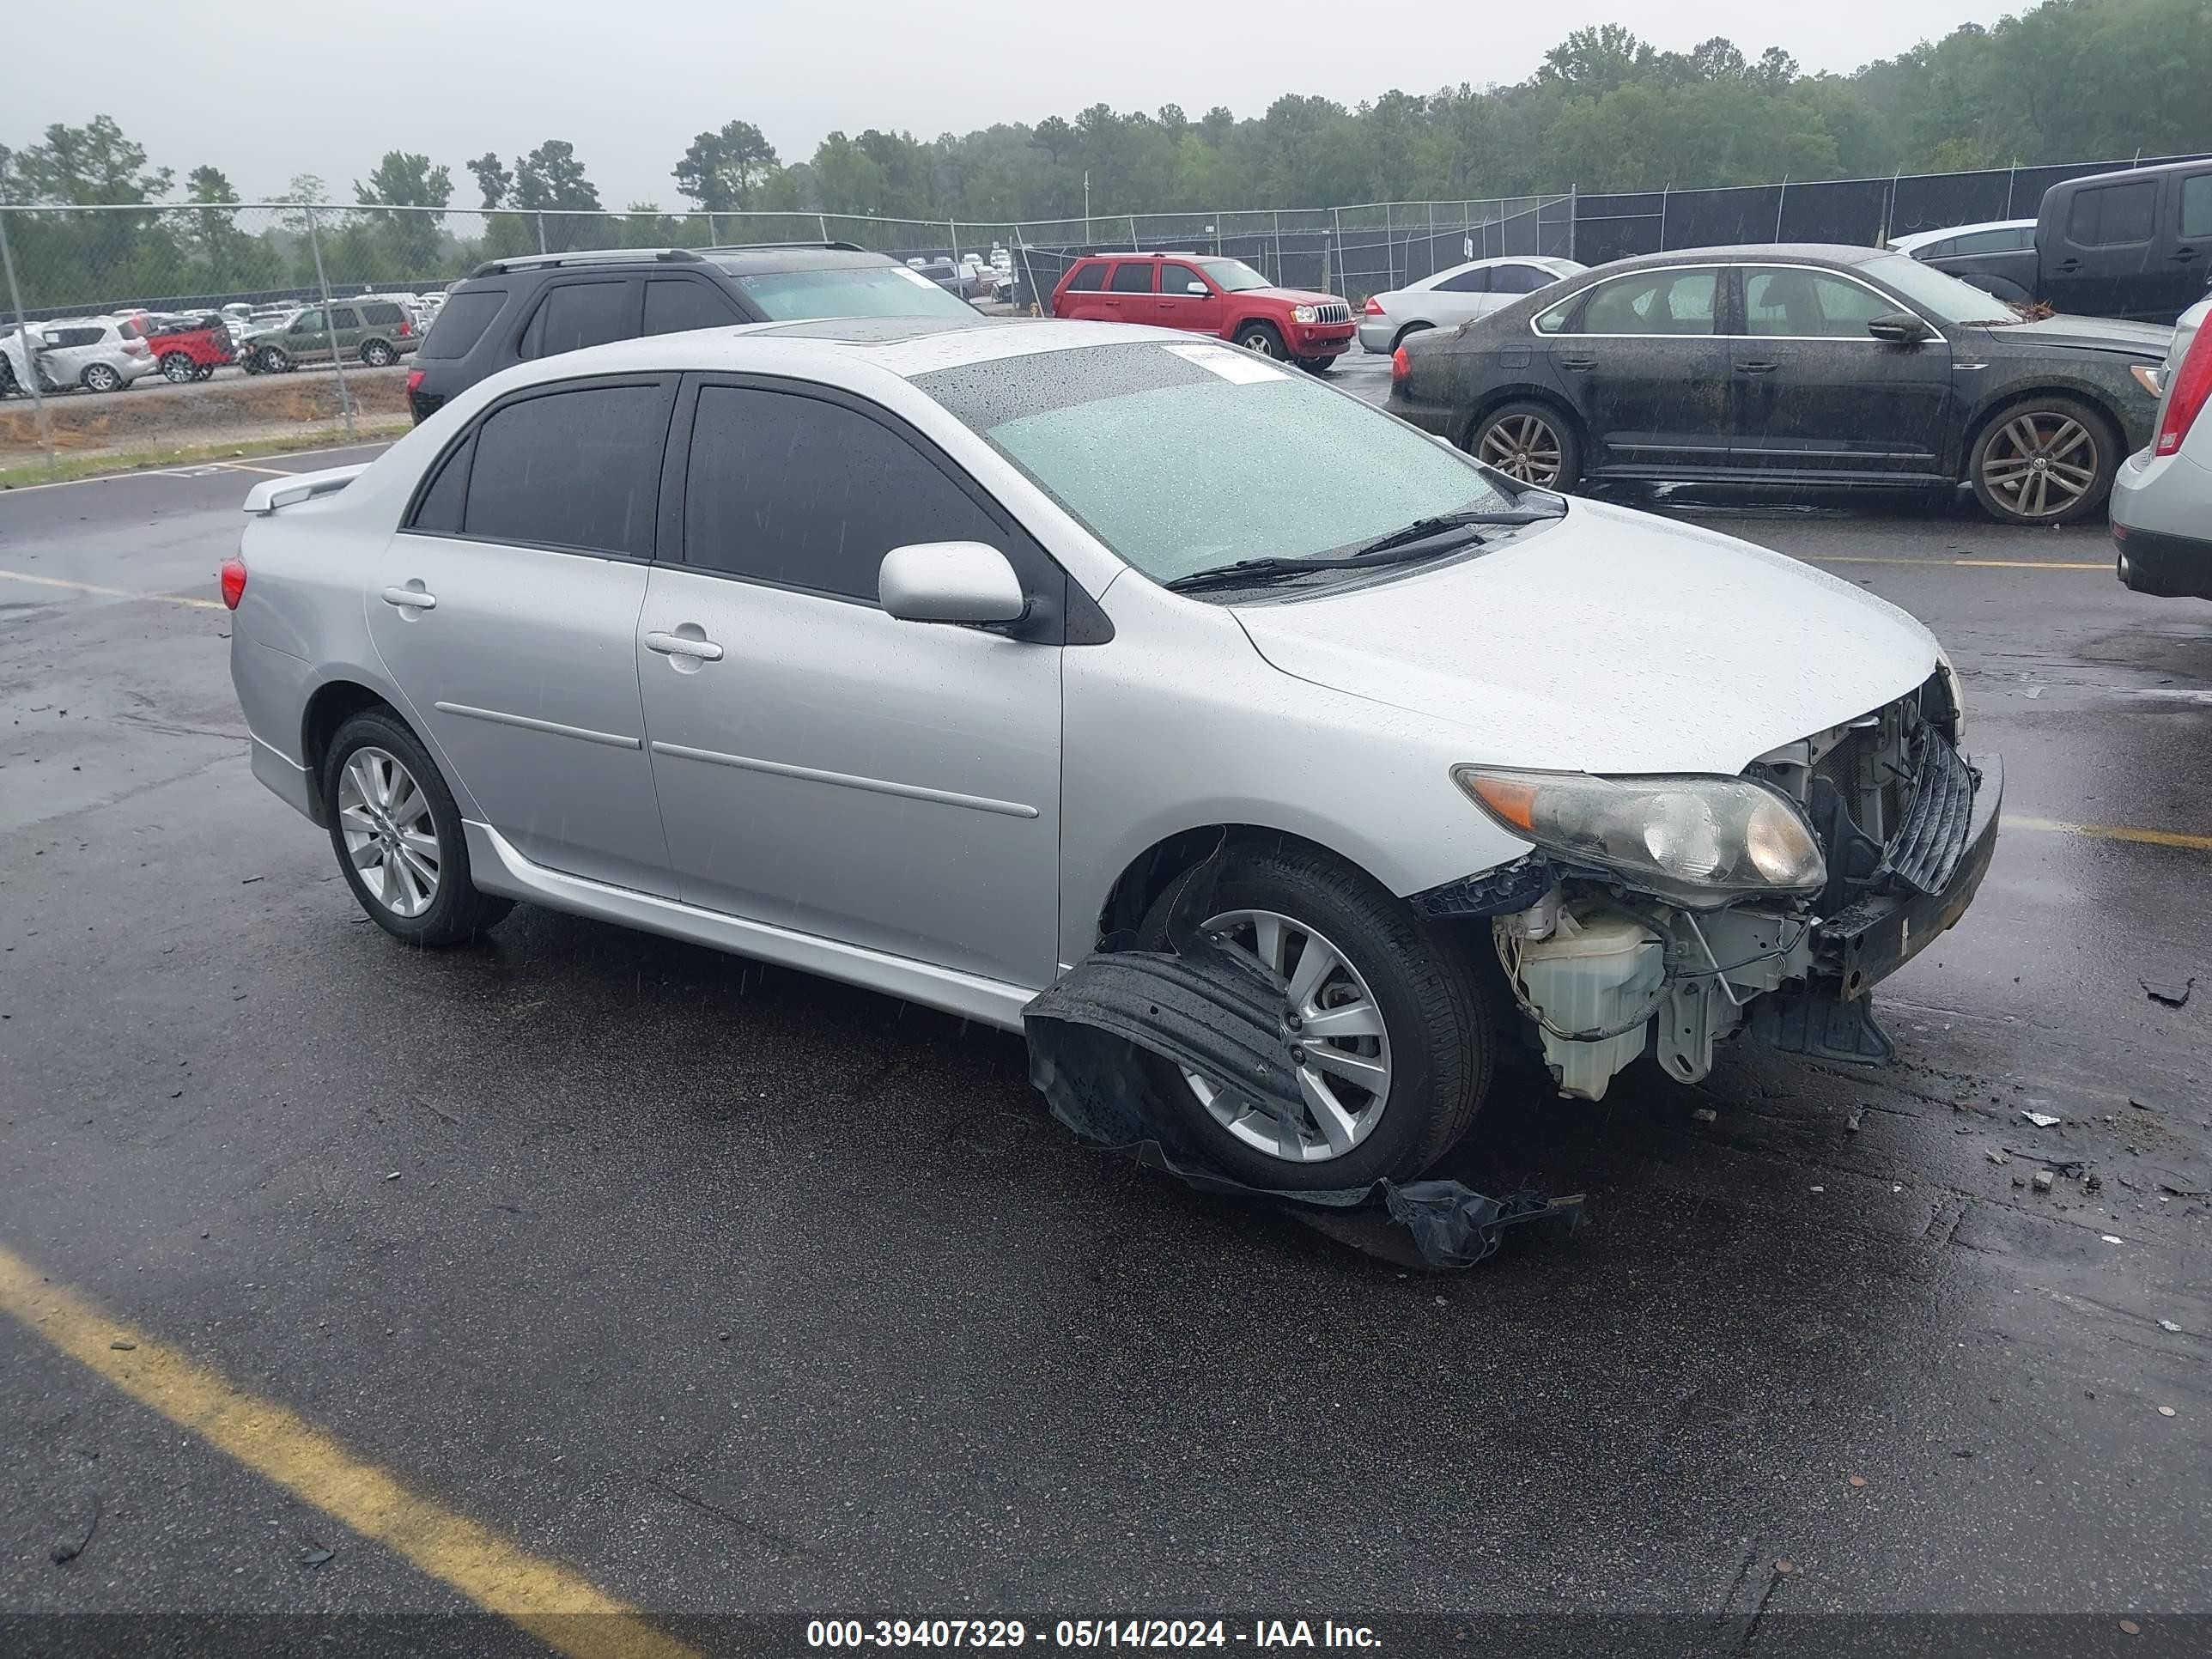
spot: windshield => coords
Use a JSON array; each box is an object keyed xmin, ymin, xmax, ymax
[
  {"xmin": 1859, "ymin": 253, "xmax": 2017, "ymax": 325},
  {"xmin": 1198, "ymin": 258, "xmax": 1272, "ymax": 294},
  {"xmin": 731, "ymin": 264, "xmax": 979, "ymax": 321},
  {"xmin": 914, "ymin": 340, "xmax": 1517, "ymax": 584}
]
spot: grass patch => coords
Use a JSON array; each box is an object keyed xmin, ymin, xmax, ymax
[{"xmin": 0, "ymin": 422, "xmax": 410, "ymax": 488}]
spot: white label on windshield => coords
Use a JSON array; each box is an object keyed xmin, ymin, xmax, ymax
[
  {"xmin": 1163, "ymin": 341, "xmax": 1290, "ymax": 384},
  {"xmin": 894, "ymin": 266, "xmax": 939, "ymax": 288}
]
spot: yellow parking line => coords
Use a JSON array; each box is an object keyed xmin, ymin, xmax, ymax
[
  {"xmin": 0, "ymin": 1243, "xmax": 698, "ymax": 1659},
  {"xmin": 1807, "ymin": 556, "xmax": 2107, "ymax": 569},
  {"xmin": 0, "ymin": 568, "xmax": 223, "ymax": 611},
  {"xmin": 2007, "ymin": 814, "xmax": 2212, "ymax": 853}
]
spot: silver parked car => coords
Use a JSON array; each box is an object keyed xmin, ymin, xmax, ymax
[
  {"xmin": 226, "ymin": 318, "xmax": 1996, "ymax": 1190},
  {"xmin": 2112, "ymin": 295, "xmax": 2212, "ymax": 599},
  {"xmin": 1358, "ymin": 256, "xmax": 1586, "ymax": 354}
]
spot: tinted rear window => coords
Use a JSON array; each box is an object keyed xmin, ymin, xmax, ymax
[
  {"xmin": 462, "ymin": 383, "xmax": 667, "ymax": 556},
  {"xmin": 417, "ymin": 289, "xmax": 507, "ymax": 360},
  {"xmin": 519, "ymin": 281, "xmax": 635, "ymax": 359},
  {"xmin": 643, "ymin": 277, "xmax": 740, "ymax": 336}
]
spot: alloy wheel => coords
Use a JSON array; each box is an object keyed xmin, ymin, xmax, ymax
[
  {"xmin": 337, "ymin": 747, "xmax": 441, "ymax": 919},
  {"xmin": 1980, "ymin": 412, "xmax": 2099, "ymax": 521},
  {"xmin": 163, "ymin": 355, "xmax": 194, "ymax": 383},
  {"xmin": 363, "ymin": 342, "xmax": 394, "ymax": 367},
  {"xmin": 1237, "ymin": 328, "xmax": 1281, "ymax": 358},
  {"xmin": 85, "ymin": 365, "xmax": 121, "ymax": 392},
  {"xmin": 1181, "ymin": 908, "xmax": 1393, "ymax": 1164},
  {"xmin": 1477, "ymin": 412, "xmax": 1563, "ymax": 484}
]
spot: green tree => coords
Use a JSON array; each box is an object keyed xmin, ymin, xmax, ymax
[
  {"xmin": 466, "ymin": 152, "xmax": 512, "ymax": 210},
  {"xmin": 513, "ymin": 140, "xmax": 603, "ymax": 251},
  {"xmin": 673, "ymin": 119, "xmax": 781, "ymax": 211},
  {"xmin": 355, "ymin": 151, "xmax": 453, "ymax": 277}
]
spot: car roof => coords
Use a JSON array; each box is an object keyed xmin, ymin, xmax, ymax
[
  {"xmin": 1887, "ymin": 219, "xmax": 2035, "ymax": 252},
  {"xmin": 460, "ymin": 243, "xmax": 896, "ymax": 283},
  {"xmin": 479, "ymin": 316, "xmax": 1182, "ymax": 388},
  {"xmin": 1585, "ymin": 243, "xmax": 1896, "ymax": 272}
]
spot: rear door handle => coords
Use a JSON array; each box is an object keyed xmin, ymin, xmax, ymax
[
  {"xmin": 1734, "ymin": 361, "xmax": 1779, "ymax": 374},
  {"xmin": 380, "ymin": 584, "xmax": 435, "ymax": 611},
  {"xmin": 1559, "ymin": 356, "xmax": 1596, "ymax": 372},
  {"xmin": 645, "ymin": 629, "xmax": 724, "ymax": 662}
]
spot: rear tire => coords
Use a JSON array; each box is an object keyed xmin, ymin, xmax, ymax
[
  {"xmin": 1134, "ymin": 842, "xmax": 1494, "ymax": 1192},
  {"xmin": 1390, "ymin": 322, "xmax": 1433, "ymax": 350},
  {"xmin": 360, "ymin": 339, "xmax": 397, "ymax": 368},
  {"xmin": 82, "ymin": 363, "xmax": 123, "ymax": 393},
  {"xmin": 1234, "ymin": 321, "xmax": 1286, "ymax": 359},
  {"xmin": 323, "ymin": 709, "xmax": 513, "ymax": 947},
  {"xmin": 1467, "ymin": 398, "xmax": 1583, "ymax": 490}
]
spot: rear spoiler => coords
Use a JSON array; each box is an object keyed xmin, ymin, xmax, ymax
[{"xmin": 242, "ymin": 463, "xmax": 371, "ymax": 516}]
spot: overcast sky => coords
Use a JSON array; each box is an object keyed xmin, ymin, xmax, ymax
[{"xmin": 18, "ymin": 2, "xmax": 2022, "ymax": 209}]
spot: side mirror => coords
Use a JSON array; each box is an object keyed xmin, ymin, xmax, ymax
[
  {"xmin": 879, "ymin": 542, "xmax": 1026, "ymax": 626},
  {"xmin": 1185, "ymin": 282, "xmax": 1209, "ymax": 297},
  {"xmin": 1867, "ymin": 310, "xmax": 1935, "ymax": 344}
]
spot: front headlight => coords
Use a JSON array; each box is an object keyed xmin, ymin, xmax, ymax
[
  {"xmin": 1935, "ymin": 645, "xmax": 1966, "ymax": 738},
  {"xmin": 1453, "ymin": 768, "xmax": 1826, "ymax": 908},
  {"xmin": 1291, "ymin": 304, "xmax": 1317, "ymax": 325}
]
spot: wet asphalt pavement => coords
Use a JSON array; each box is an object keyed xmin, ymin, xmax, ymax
[{"xmin": 2, "ymin": 365, "xmax": 2209, "ymax": 1649}]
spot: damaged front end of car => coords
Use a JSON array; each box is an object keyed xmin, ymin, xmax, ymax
[{"xmin": 1425, "ymin": 669, "xmax": 2001, "ymax": 1100}]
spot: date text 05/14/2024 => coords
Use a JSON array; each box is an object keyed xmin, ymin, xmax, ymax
[{"xmin": 805, "ymin": 1619, "xmax": 1384, "ymax": 1649}]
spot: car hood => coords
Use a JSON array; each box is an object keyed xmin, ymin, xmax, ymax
[
  {"xmin": 1229, "ymin": 500, "xmax": 1939, "ymax": 774},
  {"xmin": 1972, "ymin": 313, "xmax": 2172, "ymax": 355},
  {"xmin": 1248, "ymin": 286, "xmax": 1341, "ymax": 307}
]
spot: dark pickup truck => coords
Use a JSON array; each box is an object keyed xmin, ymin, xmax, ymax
[{"xmin": 1916, "ymin": 157, "xmax": 2212, "ymax": 324}]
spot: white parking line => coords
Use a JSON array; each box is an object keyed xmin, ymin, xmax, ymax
[{"xmin": 0, "ymin": 568, "xmax": 223, "ymax": 610}]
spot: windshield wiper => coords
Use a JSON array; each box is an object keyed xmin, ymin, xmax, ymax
[
  {"xmin": 1349, "ymin": 505, "xmax": 1561, "ymax": 557},
  {"xmin": 1164, "ymin": 508, "xmax": 1560, "ymax": 594}
]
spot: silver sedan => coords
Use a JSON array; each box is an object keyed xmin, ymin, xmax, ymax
[
  {"xmin": 1358, "ymin": 255, "xmax": 1586, "ymax": 354},
  {"xmin": 224, "ymin": 317, "xmax": 1988, "ymax": 1193}
]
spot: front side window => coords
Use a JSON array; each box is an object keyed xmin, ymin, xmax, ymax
[
  {"xmin": 1488, "ymin": 264, "xmax": 1554, "ymax": 295},
  {"xmin": 1109, "ymin": 263, "xmax": 1156, "ymax": 295},
  {"xmin": 1196, "ymin": 258, "xmax": 1271, "ymax": 293},
  {"xmin": 682, "ymin": 386, "xmax": 1002, "ymax": 601},
  {"xmin": 1573, "ymin": 270, "xmax": 1717, "ymax": 336},
  {"xmin": 291, "ymin": 310, "xmax": 324, "ymax": 333},
  {"xmin": 1065, "ymin": 263, "xmax": 1109, "ymax": 292},
  {"xmin": 2069, "ymin": 180, "xmax": 2157, "ymax": 247},
  {"xmin": 461, "ymin": 383, "xmax": 666, "ymax": 556},
  {"xmin": 644, "ymin": 278, "xmax": 740, "ymax": 336},
  {"xmin": 914, "ymin": 340, "xmax": 1516, "ymax": 586},
  {"xmin": 1161, "ymin": 262, "xmax": 1207, "ymax": 295},
  {"xmin": 1741, "ymin": 268, "xmax": 1896, "ymax": 337},
  {"xmin": 519, "ymin": 281, "xmax": 635, "ymax": 360}
]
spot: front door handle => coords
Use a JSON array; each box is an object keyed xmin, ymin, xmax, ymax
[
  {"xmin": 380, "ymin": 583, "xmax": 435, "ymax": 611},
  {"xmin": 2171, "ymin": 247, "xmax": 2199, "ymax": 263},
  {"xmin": 1734, "ymin": 361, "xmax": 1779, "ymax": 374},
  {"xmin": 645, "ymin": 629, "xmax": 724, "ymax": 662},
  {"xmin": 2054, "ymin": 258, "xmax": 2082, "ymax": 273}
]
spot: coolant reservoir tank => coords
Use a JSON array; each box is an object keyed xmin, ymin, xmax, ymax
[{"xmin": 1512, "ymin": 909, "xmax": 1664, "ymax": 1101}]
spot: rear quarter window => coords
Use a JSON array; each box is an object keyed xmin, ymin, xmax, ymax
[
  {"xmin": 361, "ymin": 302, "xmax": 404, "ymax": 325},
  {"xmin": 1065, "ymin": 264, "xmax": 1108, "ymax": 292},
  {"xmin": 416, "ymin": 288, "xmax": 507, "ymax": 360}
]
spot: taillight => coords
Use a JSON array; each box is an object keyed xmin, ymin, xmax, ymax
[
  {"xmin": 2155, "ymin": 325, "xmax": 2212, "ymax": 457},
  {"xmin": 1363, "ymin": 295, "xmax": 1385, "ymax": 316},
  {"xmin": 1391, "ymin": 345, "xmax": 1411, "ymax": 383},
  {"xmin": 405, "ymin": 368, "xmax": 424, "ymax": 398},
  {"xmin": 398, "ymin": 319, "xmax": 413, "ymax": 337},
  {"xmin": 219, "ymin": 556, "xmax": 246, "ymax": 610}
]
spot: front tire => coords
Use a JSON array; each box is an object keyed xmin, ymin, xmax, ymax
[
  {"xmin": 323, "ymin": 710, "xmax": 513, "ymax": 947},
  {"xmin": 258, "ymin": 346, "xmax": 292, "ymax": 374},
  {"xmin": 161, "ymin": 352, "xmax": 196, "ymax": 384},
  {"xmin": 1468, "ymin": 399, "xmax": 1583, "ymax": 490},
  {"xmin": 1234, "ymin": 321, "xmax": 1286, "ymax": 359},
  {"xmin": 1136, "ymin": 843, "xmax": 1494, "ymax": 1192},
  {"xmin": 1968, "ymin": 396, "xmax": 2118, "ymax": 526},
  {"xmin": 1293, "ymin": 356, "xmax": 1335, "ymax": 374}
]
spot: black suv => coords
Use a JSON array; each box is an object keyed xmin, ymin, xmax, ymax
[{"xmin": 405, "ymin": 242, "xmax": 982, "ymax": 423}]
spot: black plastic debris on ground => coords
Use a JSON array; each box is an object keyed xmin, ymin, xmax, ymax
[
  {"xmin": 2141, "ymin": 975, "xmax": 2194, "ymax": 1007},
  {"xmin": 1024, "ymin": 845, "xmax": 1579, "ymax": 1269}
]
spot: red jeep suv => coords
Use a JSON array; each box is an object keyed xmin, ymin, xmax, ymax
[{"xmin": 1049, "ymin": 252, "xmax": 1356, "ymax": 370}]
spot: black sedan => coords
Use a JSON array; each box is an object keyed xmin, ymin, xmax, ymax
[{"xmin": 1387, "ymin": 243, "xmax": 2174, "ymax": 526}]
